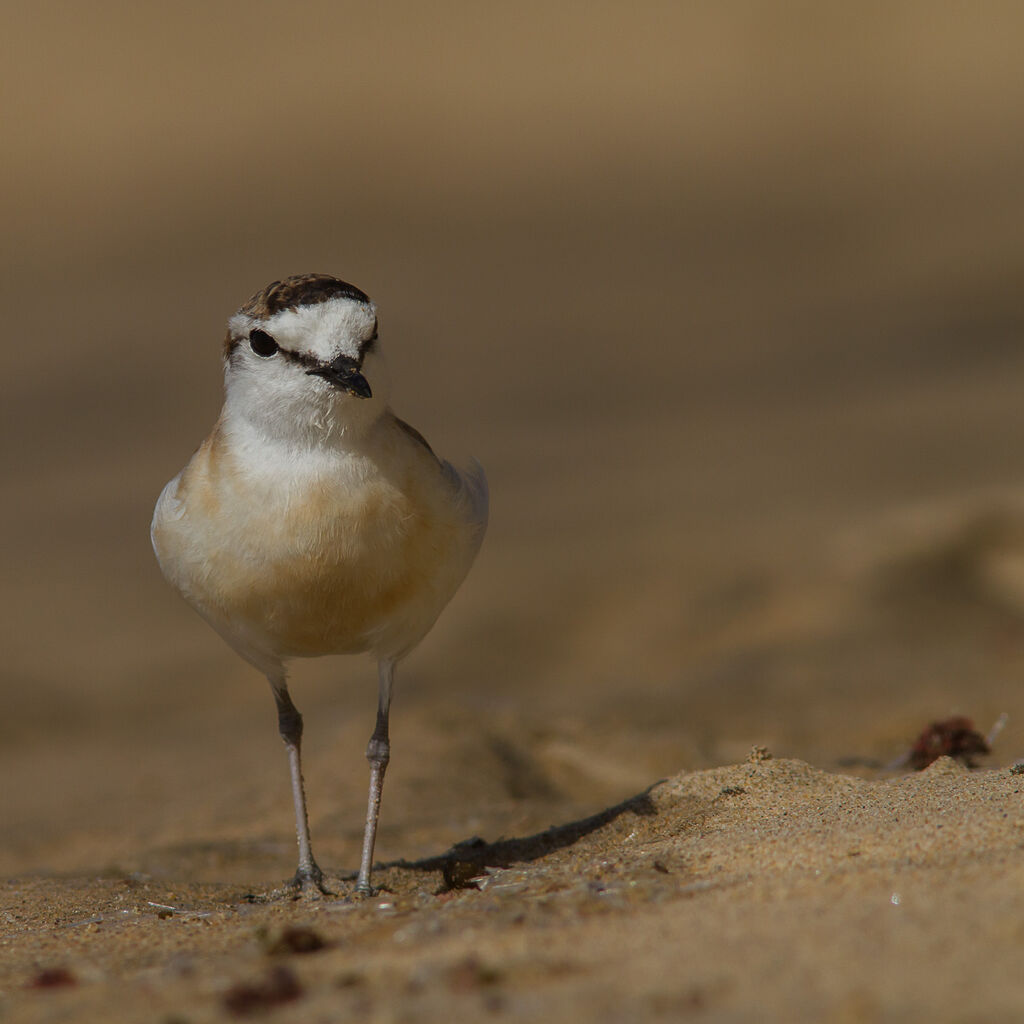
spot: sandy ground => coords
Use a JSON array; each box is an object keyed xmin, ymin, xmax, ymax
[
  {"xmin": 5, "ymin": 755, "xmax": 1024, "ymax": 1023},
  {"xmin": 5, "ymin": 5, "xmax": 1024, "ymax": 1021}
]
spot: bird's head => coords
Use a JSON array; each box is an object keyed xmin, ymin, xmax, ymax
[{"xmin": 222, "ymin": 274, "xmax": 389, "ymax": 443}]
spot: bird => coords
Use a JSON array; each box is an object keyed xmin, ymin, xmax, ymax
[{"xmin": 151, "ymin": 274, "xmax": 488, "ymax": 895}]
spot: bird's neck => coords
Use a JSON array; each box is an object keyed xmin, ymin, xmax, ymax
[{"xmin": 221, "ymin": 387, "xmax": 386, "ymax": 460}]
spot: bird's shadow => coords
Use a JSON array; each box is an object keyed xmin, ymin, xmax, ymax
[{"xmin": 376, "ymin": 784, "xmax": 661, "ymax": 889}]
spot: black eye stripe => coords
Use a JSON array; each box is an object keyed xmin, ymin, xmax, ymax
[
  {"xmin": 239, "ymin": 331, "xmax": 373, "ymax": 370},
  {"xmin": 279, "ymin": 348, "xmax": 322, "ymax": 371},
  {"xmin": 246, "ymin": 337, "xmax": 325, "ymax": 371}
]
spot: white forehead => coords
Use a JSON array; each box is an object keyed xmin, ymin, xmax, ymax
[{"xmin": 229, "ymin": 297, "xmax": 377, "ymax": 361}]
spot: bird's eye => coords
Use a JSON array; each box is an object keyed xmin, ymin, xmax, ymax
[{"xmin": 249, "ymin": 330, "xmax": 279, "ymax": 357}]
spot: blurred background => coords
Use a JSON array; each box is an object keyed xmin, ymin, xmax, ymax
[{"xmin": 4, "ymin": 2, "xmax": 1024, "ymax": 881}]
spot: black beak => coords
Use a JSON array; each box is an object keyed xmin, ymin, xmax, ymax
[{"xmin": 307, "ymin": 356, "xmax": 372, "ymax": 399}]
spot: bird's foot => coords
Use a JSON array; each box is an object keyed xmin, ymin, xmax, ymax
[
  {"xmin": 353, "ymin": 873, "xmax": 392, "ymax": 898},
  {"xmin": 289, "ymin": 863, "xmax": 333, "ymax": 897}
]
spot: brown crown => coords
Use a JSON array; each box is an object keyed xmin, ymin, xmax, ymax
[{"xmin": 238, "ymin": 274, "xmax": 372, "ymax": 319}]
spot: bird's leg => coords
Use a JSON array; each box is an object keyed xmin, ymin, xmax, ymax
[
  {"xmin": 269, "ymin": 676, "xmax": 325, "ymax": 893},
  {"xmin": 356, "ymin": 659, "xmax": 395, "ymax": 895}
]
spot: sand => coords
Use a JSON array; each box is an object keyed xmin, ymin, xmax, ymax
[
  {"xmin": 5, "ymin": 5, "xmax": 1024, "ymax": 1021},
  {"xmin": 4, "ymin": 755, "xmax": 1024, "ymax": 1021}
]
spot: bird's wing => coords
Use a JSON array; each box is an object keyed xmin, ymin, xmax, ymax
[
  {"xmin": 441, "ymin": 455, "xmax": 489, "ymax": 536},
  {"xmin": 392, "ymin": 415, "xmax": 438, "ymax": 460},
  {"xmin": 391, "ymin": 413, "xmax": 489, "ymax": 535}
]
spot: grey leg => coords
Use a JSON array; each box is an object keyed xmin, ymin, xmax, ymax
[
  {"xmin": 356, "ymin": 659, "xmax": 395, "ymax": 895},
  {"xmin": 269, "ymin": 676, "xmax": 324, "ymax": 892}
]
